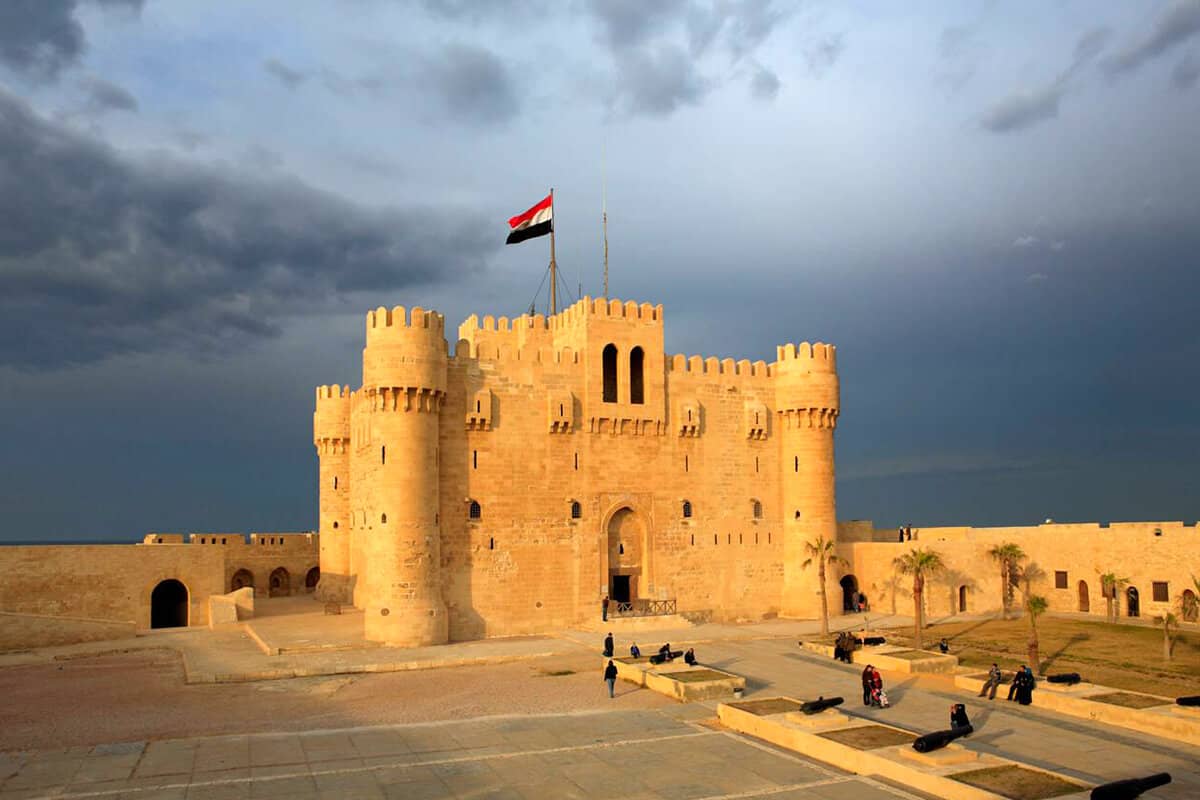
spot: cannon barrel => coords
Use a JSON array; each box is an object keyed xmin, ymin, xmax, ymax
[
  {"xmin": 800, "ymin": 696, "xmax": 845, "ymax": 715},
  {"xmin": 1175, "ymin": 695, "xmax": 1200, "ymax": 707},
  {"xmin": 1090, "ymin": 772, "xmax": 1171, "ymax": 800},
  {"xmin": 1046, "ymin": 673, "xmax": 1082, "ymax": 685},
  {"xmin": 912, "ymin": 725, "xmax": 973, "ymax": 753},
  {"xmin": 649, "ymin": 650, "xmax": 684, "ymax": 665},
  {"xmin": 855, "ymin": 636, "xmax": 887, "ymax": 646}
]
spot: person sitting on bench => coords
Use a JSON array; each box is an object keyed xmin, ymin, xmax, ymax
[{"xmin": 684, "ymin": 648, "xmax": 697, "ymax": 666}]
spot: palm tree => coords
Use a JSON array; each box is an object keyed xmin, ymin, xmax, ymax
[
  {"xmin": 802, "ymin": 534, "xmax": 848, "ymax": 635},
  {"xmin": 987, "ymin": 543, "xmax": 1026, "ymax": 619},
  {"xmin": 1099, "ymin": 572, "xmax": 1129, "ymax": 623},
  {"xmin": 893, "ymin": 548, "xmax": 944, "ymax": 650},
  {"xmin": 1155, "ymin": 611, "xmax": 1177, "ymax": 661},
  {"xmin": 1026, "ymin": 594, "xmax": 1048, "ymax": 672}
]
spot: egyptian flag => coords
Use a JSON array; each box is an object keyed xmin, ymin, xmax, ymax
[{"xmin": 506, "ymin": 193, "xmax": 553, "ymax": 245}]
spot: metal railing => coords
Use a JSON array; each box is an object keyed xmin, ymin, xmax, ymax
[{"xmin": 611, "ymin": 598, "xmax": 677, "ymax": 618}]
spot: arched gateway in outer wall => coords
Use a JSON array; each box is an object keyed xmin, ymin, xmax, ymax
[{"xmin": 605, "ymin": 506, "xmax": 648, "ymax": 607}]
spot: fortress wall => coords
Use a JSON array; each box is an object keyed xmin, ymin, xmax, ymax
[
  {"xmin": 143, "ymin": 534, "xmax": 320, "ymax": 596},
  {"xmin": 841, "ymin": 521, "xmax": 1200, "ymax": 621},
  {"xmin": 433, "ymin": 339, "xmax": 787, "ymax": 640},
  {"xmin": 0, "ymin": 545, "xmax": 225, "ymax": 636}
]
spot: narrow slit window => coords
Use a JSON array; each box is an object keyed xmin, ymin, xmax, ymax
[
  {"xmin": 684, "ymin": 455, "xmax": 689, "ymax": 472},
  {"xmin": 794, "ymin": 455, "xmax": 798, "ymax": 472},
  {"xmin": 473, "ymin": 450, "xmax": 477, "ymax": 469},
  {"xmin": 333, "ymin": 476, "xmax": 338, "ymax": 490},
  {"xmin": 713, "ymin": 534, "xmax": 718, "ymax": 545},
  {"xmin": 574, "ymin": 452, "xmax": 579, "ymax": 471},
  {"xmin": 755, "ymin": 456, "xmax": 759, "ymax": 473},
  {"xmin": 489, "ymin": 537, "xmax": 494, "ymax": 550},
  {"xmin": 381, "ymin": 513, "xmax": 387, "ymax": 524},
  {"xmin": 381, "ymin": 445, "xmax": 386, "ymax": 465}
]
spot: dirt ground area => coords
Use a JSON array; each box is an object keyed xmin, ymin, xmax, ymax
[
  {"xmin": 890, "ymin": 616, "xmax": 1200, "ymax": 697},
  {"xmin": 0, "ymin": 649, "xmax": 672, "ymax": 751}
]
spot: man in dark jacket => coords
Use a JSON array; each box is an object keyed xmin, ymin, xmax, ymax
[
  {"xmin": 604, "ymin": 660, "xmax": 618, "ymax": 698},
  {"xmin": 603, "ymin": 633, "xmax": 614, "ymax": 657},
  {"xmin": 861, "ymin": 664, "xmax": 874, "ymax": 706}
]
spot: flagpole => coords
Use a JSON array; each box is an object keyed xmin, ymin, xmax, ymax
[
  {"xmin": 602, "ymin": 140, "xmax": 609, "ymax": 299},
  {"xmin": 549, "ymin": 187, "xmax": 557, "ymax": 315}
]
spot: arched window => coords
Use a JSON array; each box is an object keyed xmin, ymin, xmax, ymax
[
  {"xmin": 332, "ymin": 521, "xmax": 339, "ymax": 529},
  {"xmin": 752, "ymin": 499, "xmax": 763, "ymax": 519},
  {"xmin": 602, "ymin": 344, "xmax": 618, "ymax": 403},
  {"xmin": 629, "ymin": 346, "xmax": 644, "ymax": 404},
  {"xmin": 682, "ymin": 500, "xmax": 693, "ymax": 519},
  {"xmin": 380, "ymin": 513, "xmax": 387, "ymax": 524},
  {"xmin": 570, "ymin": 500, "xmax": 582, "ymax": 519},
  {"xmin": 468, "ymin": 500, "xmax": 482, "ymax": 520}
]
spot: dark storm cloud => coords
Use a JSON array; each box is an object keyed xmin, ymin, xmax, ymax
[
  {"xmin": 612, "ymin": 44, "xmax": 711, "ymax": 116},
  {"xmin": 77, "ymin": 74, "xmax": 137, "ymax": 113},
  {"xmin": 418, "ymin": 43, "xmax": 518, "ymax": 125},
  {"xmin": 981, "ymin": 26, "xmax": 1110, "ymax": 133},
  {"xmin": 0, "ymin": 0, "xmax": 142, "ymax": 80},
  {"xmin": 585, "ymin": 0, "xmax": 792, "ymax": 116},
  {"xmin": 0, "ymin": 87, "xmax": 495, "ymax": 370},
  {"xmin": 1105, "ymin": 0, "xmax": 1200, "ymax": 76},
  {"xmin": 1170, "ymin": 53, "xmax": 1200, "ymax": 88},
  {"xmin": 419, "ymin": 0, "xmax": 550, "ymax": 24},
  {"xmin": 263, "ymin": 58, "xmax": 306, "ymax": 89},
  {"xmin": 749, "ymin": 62, "xmax": 781, "ymax": 100},
  {"xmin": 804, "ymin": 32, "xmax": 845, "ymax": 78}
]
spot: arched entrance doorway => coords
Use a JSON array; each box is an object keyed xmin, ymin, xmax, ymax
[
  {"xmin": 839, "ymin": 575, "xmax": 859, "ymax": 612},
  {"xmin": 1077, "ymin": 580, "xmax": 1090, "ymax": 613},
  {"xmin": 1126, "ymin": 586, "xmax": 1140, "ymax": 618},
  {"xmin": 269, "ymin": 567, "xmax": 291, "ymax": 597},
  {"xmin": 150, "ymin": 579, "xmax": 188, "ymax": 628},
  {"xmin": 1183, "ymin": 590, "xmax": 1198, "ymax": 622},
  {"xmin": 305, "ymin": 567, "xmax": 320, "ymax": 592},
  {"xmin": 607, "ymin": 507, "xmax": 645, "ymax": 607},
  {"xmin": 231, "ymin": 569, "xmax": 254, "ymax": 592},
  {"xmin": 958, "ymin": 585, "xmax": 969, "ymax": 613}
]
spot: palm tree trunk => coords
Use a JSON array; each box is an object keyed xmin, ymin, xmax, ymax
[
  {"xmin": 818, "ymin": 560, "xmax": 829, "ymax": 635},
  {"xmin": 1000, "ymin": 564, "xmax": 1008, "ymax": 619},
  {"xmin": 913, "ymin": 584, "xmax": 923, "ymax": 650},
  {"xmin": 1028, "ymin": 618, "xmax": 1039, "ymax": 672},
  {"xmin": 1163, "ymin": 625, "xmax": 1171, "ymax": 661}
]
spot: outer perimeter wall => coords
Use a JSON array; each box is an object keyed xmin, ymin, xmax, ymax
[{"xmin": 835, "ymin": 520, "xmax": 1200, "ymax": 622}]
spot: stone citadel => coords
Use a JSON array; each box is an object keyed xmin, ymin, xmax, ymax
[{"xmin": 0, "ymin": 296, "xmax": 1195, "ymax": 650}]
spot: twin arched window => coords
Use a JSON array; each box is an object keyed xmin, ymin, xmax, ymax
[{"xmin": 601, "ymin": 344, "xmax": 645, "ymax": 404}]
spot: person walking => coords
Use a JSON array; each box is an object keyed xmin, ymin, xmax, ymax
[
  {"xmin": 861, "ymin": 664, "xmax": 874, "ymax": 706},
  {"xmin": 978, "ymin": 663, "xmax": 1002, "ymax": 700},
  {"xmin": 604, "ymin": 660, "xmax": 618, "ymax": 698},
  {"xmin": 602, "ymin": 595, "xmax": 609, "ymax": 622},
  {"xmin": 603, "ymin": 632, "xmax": 614, "ymax": 657}
]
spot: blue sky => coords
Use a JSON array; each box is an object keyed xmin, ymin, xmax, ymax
[{"xmin": 1, "ymin": 0, "xmax": 1198, "ymax": 541}]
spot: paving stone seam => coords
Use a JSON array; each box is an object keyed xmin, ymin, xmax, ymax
[{"xmin": 50, "ymin": 730, "xmax": 719, "ymax": 798}]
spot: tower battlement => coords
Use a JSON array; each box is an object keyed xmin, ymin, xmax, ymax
[
  {"xmin": 366, "ymin": 305, "xmax": 446, "ymax": 340},
  {"xmin": 774, "ymin": 342, "xmax": 837, "ymax": 373},
  {"xmin": 313, "ymin": 384, "xmax": 351, "ymax": 447}
]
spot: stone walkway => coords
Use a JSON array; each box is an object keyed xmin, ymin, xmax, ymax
[{"xmin": 0, "ymin": 707, "xmax": 926, "ymax": 799}]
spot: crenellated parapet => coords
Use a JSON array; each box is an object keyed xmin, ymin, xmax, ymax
[
  {"xmin": 313, "ymin": 384, "xmax": 351, "ymax": 451},
  {"xmin": 773, "ymin": 341, "xmax": 840, "ymax": 417},
  {"xmin": 363, "ymin": 305, "xmax": 448, "ymax": 395}
]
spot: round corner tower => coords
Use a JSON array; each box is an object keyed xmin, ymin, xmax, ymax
[
  {"xmin": 359, "ymin": 304, "xmax": 448, "ymax": 646},
  {"xmin": 773, "ymin": 341, "xmax": 840, "ymax": 619},
  {"xmin": 313, "ymin": 384, "xmax": 352, "ymax": 602}
]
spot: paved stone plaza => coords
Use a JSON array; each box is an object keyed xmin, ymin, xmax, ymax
[{"xmin": 2, "ymin": 617, "xmax": 1198, "ymax": 798}]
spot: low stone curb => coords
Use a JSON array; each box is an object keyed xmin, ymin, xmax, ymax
[
  {"xmin": 609, "ymin": 656, "xmax": 745, "ymax": 702},
  {"xmin": 182, "ymin": 649, "xmax": 567, "ymax": 684},
  {"xmin": 954, "ymin": 673, "xmax": 1200, "ymax": 747},
  {"xmin": 801, "ymin": 640, "xmax": 959, "ymax": 674},
  {"xmin": 718, "ymin": 696, "xmax": 1091, "ymax": 800}
]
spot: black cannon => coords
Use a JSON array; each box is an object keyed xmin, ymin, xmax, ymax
[
  {"xmin": 855, "ymin": 636, "xmax": 887, "ymax": 646},
  {"xmin": 649, "ymin": 650, "xmax": 683, "ymax": 665},
  {"xmin": 1090, "ymin": 772, "xmax": 1171, "ymax": 800},
  {"xmin": 1046, "ymin": 673, "xmax": 1082, "ymax": 685},
  {"xmin": 800, "ymin": 696, "xmax": 845, "ymax": 715},
  {"xmin": 1175, "ymin": 695, "xmax": 1200, "ymax": 707},
  {"xmin": 912, "ymin": 725, "xmax": 973, "ymax": 753}
]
